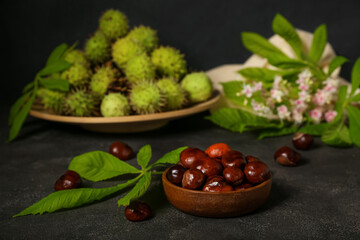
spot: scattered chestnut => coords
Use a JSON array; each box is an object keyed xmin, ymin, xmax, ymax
[
  {"xmin": 195, "ymin": 157, "xmax": 223, "ymax": 177},
  {"xmin": 234, "ymin": 183, "xmax": 253, "ymax": 190},
  {"xmin": 205, "ymin": 143, "xmax": 231, "ymax": 159},
  {"xmin": 223, "ymin": 167, "xmax": 244, "ymax": 186},
  {"xmin": 54, "ymin": 170, "xmax": 82, "ymax": 191},
  {"xmin": 109, "ymin": 141, "xmax": 133, "ymax": 160},
  {"xmin": 292, "ymin": 133, "xmax": 313, "ymax": 150},
  {"xmin": 245, "ymin": 155, "xmax": 261, "ymax": 163},
  {"xmin": 124, "ymin": 201, "xmax": 152, "ymax": 222},
  {"xmin": 166, "ymin": 165, "xmax": 186, "ymax": 186},
  {"xmin": 243, "ymin": 161, "xmax": 271, "ymax": 184},
  {"xmin": 180, "ymin": 148, "xmax": 207, "ymax": 168},
  {"xmin": 274, "ymin": 146, "xmax": 301, "ymax": 166},
  {"xmin": 202, "ymin": 176, "xmax": 233, "ymax": 192},
  {"xmin": 182, "ymin": 169, "xmax": 206, "ymax": 190},
  {"xmin": 222, "ymin": 150, "xmax": 246, "ymax": 168}
]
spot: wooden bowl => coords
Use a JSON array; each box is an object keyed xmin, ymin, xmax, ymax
[
  {"xmin": 162, "ymin": 168, "xmax": 272, "ymax": 218},
  {"xmin": 29, "ymin": 90, "xmax": 220, "ymax": 133}
]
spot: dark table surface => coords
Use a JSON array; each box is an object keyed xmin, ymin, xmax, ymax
[{"xmin": 2, "ymin": 0, "xmax": 360, "ymax": 239}]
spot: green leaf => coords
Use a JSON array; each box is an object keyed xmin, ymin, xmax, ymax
[
  {"xmin": 309, "ymin": 24, "xmax": 327, "ymax": 63},
  {"xmin": 350, "ymin": 93, "xmax": 360, "ymax": 102},
  {"xmin": 258, "ymin": 126, "xmax": 298, "ymax": 139},
  {"xmin": 221, "ymin": 81, "xmax": 244, "ymax": 105},
  {"xmin": 38, "ymin": 60, "xmax": 72, "ymax": 76},
  {"xmin": 68, "ymin": 151, "xmax": 140, "ymax": 182},
  {"xmin": 272, "ymin": 13, "xmax": 302, "ymax": 59},
  {"xmin": 206, "ymin": 108, "xmax": 279, "ymax": 133},
  {"xmin": 335, "ymin": 85, "xmax": 348, "ymax": 113},
  {"xmin": 22, "ymin": 82, "xmax": 34, "ymax": 94},
  {"xmin": 321, "ymin": 116, "xmax": 352, "ymax": 147},
  {"xmin": 266, "ymin": 53, "xmax": 307, "ymax": 69},
  {"xmin": 13, "ymin": 177, "xmax": 139, "ymax": 217},
  {"xmin": 149, "ymin": 146, "xmax": 188, "ymax": 168},
  {"xmin": 46, "ymin": 43, "xmax": 68, "ymax": 66},
  {"xmin": 351, "ymin": 58, "xmax": 360, "ymax": 95},
  {"xmin": 238, "ymin": 68, "xmax": 279, "ymax": 82},
  {"xmin": 137, "ymin": 145, "xmax": 152, "ymax": 169},
  {"xmin": 118, "ymin": 172, "xmax": 151, "ymax": 207},
  {"xmin": 8, "ymin": 91, "xmax": 32, "ymax": 126},
  {"xmin": 346, "ymin": 105, "xmax": 360, "ymax": 147},
  {"xmin": 241, "ymin": 32, "xmax": 286, "ymax": 58},
  {"xmin": 8, "ymin": 90, "xmax": 37, "ymax": 142},
  {"xmin": 327, "ymin": 56, "xmax": 349, "ymax": 76},
  {"xmin": 299, "ymin": 123, "xmax": 328, "ymax": 136},
  {"xmin": 39, "ymin": 78, "xmax": 70, "ymax": 91}
]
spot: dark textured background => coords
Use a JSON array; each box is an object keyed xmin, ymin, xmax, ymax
[{"xmin": 1, "ymin": 0, "xmax": 360, "ymax": 239}]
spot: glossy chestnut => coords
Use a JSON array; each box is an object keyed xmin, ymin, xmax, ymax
[
  {"xmin": 182, "ymin": 169, "xmax": 206, "ymax": 190},
  {"xmin": 243, "ymin": 161, "xmax": 271, "ymax": 184},
  {"xmin": 205, "ymin": 143, "xmax": 231, "ymax": 159},
  {"xmin": 202, "ymin": 176, "xmax": 233, "ymax": 192},
  {"xmin": 124, "ymin": 201, "xmax": 152, "ymax": 222},
  {"xmin": 195, "ymin": 157, "xmax": 223, "ymax": 177},
  {"xmin": 292, "ymin": 133, "xmax": 313, "ymax": 150},
  {"xmin": 180, "ymin": 148, "xmax": 207, "ymax": 168},
  {"xmin": 223, "ymin": 167, "xmax": 244, "ymax": 186},
  {"xmin": 234, "ymin": 183, "xmax": 253, "ymax": 190},
  {"xmin": 109, "ymin": 141, "xmax": 133, "ymax": 160},
  {"xmin": 274, "ymin": 146, "xmax": 301, "ymax": 166},
  {"xmin": 222, "ymin": 150, "xmax": 246, "ymax": 168},
  {"xmin": 166, "ymin": 165, "xmax": 186, "ymax": 186},
  {"xmin": 245, "ymin": 155, "xmax": 261, "ymax": 163},
  {"xmin": 54, "ymin": 170, "xmax": 82, "ymax": 191}
]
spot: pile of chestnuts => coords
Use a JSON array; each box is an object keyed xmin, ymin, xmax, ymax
[{"xmin": 166, "ymin": 143, "xmax": 271, "ymax": 192}]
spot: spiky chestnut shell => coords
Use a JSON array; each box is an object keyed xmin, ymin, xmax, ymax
[
  {"xmin": 64, "ymin": 90, "xmax": 99, "ymax": 117},
  {"xmin": 37, "ymin": 88, "xmax": 65, "ymax": 114},
  {"xmin": 90, "ymin": 65, "xmax": 117, "ymax": 96},
  {"xmin": 112, "ymin": 38, "xmax": 145, "ymax": 68},
  {"xmin": 151, "ymin": 46, "xmax": 187, "ymax": 80},
  {"xmin": 181, "ymin": 72, "xmax": 213, "ymax": 103},
  {"xmin": 61, "ymin": 63, "xmax": 91, "ymax": 86},
  {"xmin": 124, "ymin": 54, "xmax": 155, "ymax": 84},
  {"xmin": 99, "ymin": 9, "xmax": 129, "ymax": 41},
  {"xmin": 63, "ymin": 49, "xmax": 89, "ymax": 67},
  {"xmin": 156, "ymin": 78, "xmax": 186, "ymax": 110},
  {"xmin": 127, "ymin": 25, "xmax": 158, "ymax": 52},
  {"xmin": 100, "ymin": 93, "xmax": 130, "ymax": 117},
  {"xmin": 130, "ymin": 80, "xmax": 166, "ymax": 114},
  {"xmin": 85, "ymin": 31, "xmax": 111, "ymax": 64}
]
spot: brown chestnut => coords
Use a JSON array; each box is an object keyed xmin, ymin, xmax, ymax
[
  {"xmin": 124, "ymin": 201, "xmax": 152, "ymax": 221},
  {"xmin": 234, "ymin": 183, "xmax": 253, "ymax": 190},
  {"xmin": 245, "ymin": 155, "xmax": 261, "ymax": 163},
  {"xmin": 182, "ymin": 169, "xmax": 206, "ymax": 190},
  {"xmin": 202, "ymin": 176, "xmax": 233, "ymax": 192},
  {"xmin": 166, "ymin": 165, "xmax": 186, "ymax": 186},
  {"xmin": 180, "ymin": 148, "xmax": 207, "ymax": 169},
  {"xmin": 109, "ymin": 141, "xmax": 133, "ymax": 160},
  {"xmin": 205, "ymin": 143, "xmax": 231, "ymax": 159},
  {"xmin": 274, "ymin": 146, "xmax": 301, "ymax": 166},
  {"xmin": 243, "ymin": 161, "xmax": 271, "ymax": 184},
  {"xmin": 54, "ymin": 170, "xmax": 82, "ymax": 191},
  {"xmin": 222, "ymin": 150, "xmax": 246, "ymax": 168},
  {"xmin": 195, "ymin": 157, "xmax": 223, "ymax": 177},
  {"xmin": 292, "ymin": 133, "xmax": 313, "ymax": 150},
  {"xmin": 223, "ymin": 167, "xmax": 244, "ymax": 186}
]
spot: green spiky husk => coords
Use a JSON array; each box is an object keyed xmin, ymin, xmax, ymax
[
  {"xmin": 130, "ymin": 80, "xmax": 166, "ymax": 114},
  {"xmin": 112, "ymin": 38, "xmax": 146, "ymax": 69},
  {"xmin": 127, "ymin": 25, "xmax": 158, "ymax": 52},
  {"xmin": 64, "ymin": 90, "xmax": 99, "ymax": 116},
  {"xmin": 37, "ymin": 88, "xmax": 65, "ymax": 114},
  {"xmin": 156, "ymin": 78, "xmax": 187, "ymax": 110},
  {"xmin": 85, "ymin": 31, "xmax": 111, "ymax": 64},
  {"xmin": 90, "ymin": 65, "xmax": 117, "ymax": 96},
  {"xmin": 100, "ymin": 93, "xmax": 130, "ymax": 117},
  {"xmin": 61, "ymin": 63, "xmax": 91, "ymax": 86},
  {"xmin": 99, "ymin": 9, "xmax": 129, "ymax": 41},
  {"xmin": 64, "ymin": 49, "xmax": 89, "ymax": 67},
  {"xmin": 181, "ymin": 72, "xmax": 213, "ymax": 103},
  {"xmin": 124, "ymin": 54, "xmax": 155, "ymax": 84},
  {"xmin": 151, "ymin": 46, "xmax": 187, "ymax": 80}
]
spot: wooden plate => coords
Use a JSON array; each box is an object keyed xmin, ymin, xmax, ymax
[{"xmin": 29, "ymin": 90, "xmax": 220, "ymax": 133}]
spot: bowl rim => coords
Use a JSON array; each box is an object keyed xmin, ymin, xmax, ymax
[{"xmin": 162, "ymin": 167, "xmax": 272, "ymax": 195}]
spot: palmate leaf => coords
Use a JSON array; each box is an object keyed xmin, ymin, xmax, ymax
[
  {"xmin": 298, "ymin": 123, "xmax": 328, "ymax": 136},
  {"xmin": 13, "ymin": 177, "xmax": 139, "ymax": 217},
  {"xmin": 38, "ymin": 60, "xmax": 72, "ymax": 76},
  {"xmin": 118, "ymin": 172, "xmax": 151, "ymax": 207},
  {"xmin": 149, "ymin": 146, "xmax": 188, "ymax": 168},
  {"xmin": 46, "ymin": 43, "xmax": 68, "ymax": 66},
  {"xmin": 258, "ymin": 126, "xmax": 298, "ymax": 139},
  {"xmin": 309, "ymin": 24, "xmax": 327, "ymax": 63},
  {"xmin": 8, "ymin": 91, "xmax": 32, "ymax": 126},
  {"xmin": 351, "ymin": 58, "xmax": 360, "ymax": 95},
  {"xmin": 39, "ymin": 78, "xmax": 70, "ymax": 92},
  {"xmin": 241, "ymin": 32, "xmax": 286, "ymax": 58},
  {"xmin": 321, "ymin": 116, "xmax": 352, "ymax": 147},
  {"xmin": 68, "ymin": 151, "xmax": 140, "ymax": 182},
  {"xmin": 346, "ymin": 105, "xmax": 360, "ymax": 147},
  {"xmin": 137, "ymin": 145, "xmax": 152, "ymax": 169},
  {"xmin": 327, "ymin": 56, "xmax": 349, "ymax": 76}
]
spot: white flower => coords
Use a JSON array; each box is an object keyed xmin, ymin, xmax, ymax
[
  {"xmin": 271, "ymin": 89, "xmax": 284, "ymax": 102},
  {"xmin": 277, "ymin": 105, "xmax": 291, "ymax": 120},
  {"xmin": 298, "ymin": 69, "xmax": 312, "ymax": 81},
  {"xmin": 253, "ymin": 82, "xmax": 263, "ymax": 91},
  {"xmin": 273, "ymin": 75, "xmax": 282, "ymax": 89},
  {"xmin": 242, "ymin": 84, "xmax": 253, "ymax": 98},
  {"xmin": 324, "ymin": 110, "xmax": 337, "ymax": 122},
  {"xmin": 313, "ymin": 90, "xmax": 328, "ymax": 106},
  {"xmin": 309, "ymin": 107, "xmax": 323, "ymax": 123},
  {"xmin": 299, "ymin": 91, "xmax": 311, "ymax": 102},
  {"xmin": 292, "ymin": 109, "xmax": 304, "ymax": 124}
]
